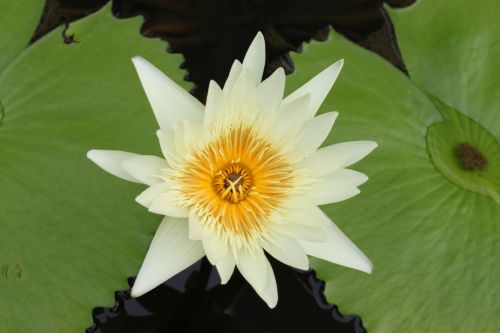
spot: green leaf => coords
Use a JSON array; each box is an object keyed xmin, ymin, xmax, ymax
[
  {"xmin": 0, "ymin": 5, "xmax": 188, "ymax": 332},
  {"xmin": 0, "ymin": 0, "xmax": 43, "ymax": 71},
  {"xmin": 286, "ymin": 6, "xmax": 500, "ymax": 331},
  {"xmin": 390, "ymin": 0, "xmax": 500, "ymax": 139},
  {"xmin": 425, "ymin": 94, "xmax": 500, "ymax": 204}
]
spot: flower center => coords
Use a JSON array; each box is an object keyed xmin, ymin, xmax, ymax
[
  {"xmin": 213, "ymin": 163, "xmax": 253, "ymax": 203},
  {"xmin": 174, "ymin": 124, "xmax": 297, "ymax": 241}
]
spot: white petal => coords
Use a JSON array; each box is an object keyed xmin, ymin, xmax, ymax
[
  {"xmin": 131, "ymin": 56, "xmax": 203, "ymax": 130},
  {"xmin": 87, "ymin": 149, "xmax": 140, "ymax": 183},
  {"xmin": 135, "ymin": 182, "xmax": 171, "ymax": 208},
  {"xmin": 299, "ymin": 220, "xmax": 372, "ymax": 274},
  {"xmin": 272, "ymin": 93, "xmax": 311, "ymax": 139},
  {"xmin": 188, "ymin": 209, "xmax": 207, "ymax": 240},
  {"xmin": 149, "ymin": 194, "xmax": 189, "ymax": 217},
  {"xmin": 183, "ymin": 121, "xmax": 203, "ymax": 151},
  {"xmin": 173, "ymin": 122, "xmax": 186, "ymax": 156},
  {"xmin": 282, "ymin": 59, "xmax": 343, "ymax": 119},
  {"xmin": 122, "ymin": 155, "xmax": 168, "ymax": 186},
  {"xmin": 295, "ymin": 112, "xmax": 338, "ymax": 157},
  {"xmin": 215, "ymin": 253, "xmax": 236, "ymax": 285},
  {"xmin": 236, "ymin": 248, "xmax": 268, "ymax": 294},
  {"xmin": 204, "ymin": 80, "xmax": 224, "ymax": 130},
  {"xmin": 328, "ymin": 169, "xmax": 368, "ymax": 187},
  {"xmin": 308, "ymin": 179, "xmax": 361, "ymax": 206},
  {"xmin": 308, "ymin": 168, "xmax": 370, "ymax": 206},
  {"xmin": 263, "ymin": 232, "xmax": 309, "ymax": 270},
  {"xmin": 202, "ymin": 235, "xmax": 229, "ymax": 264},
  {"xmin": 255, "ymin": 258, "xmax": 278, "ymax": 308},
  {"xmin": 227, "ymin": 68, "xmax": 257, "ymax": 114},
  {"xmin": 242, "ymin": 32, "xmax": 265, "ymax": 85},
  {"xmin": 223, "ymin": 60, "xmax": 243, "ymax": 94},
  {"xmin": 257, "ymin": 67, "xmax": 285, "ymax": 113},
  {"xmin": 157, "ymin": 129, "xmax": 182, "ymax": 167},
  {"xmin": 276, "ymin": 223, "xmax": 327, "ymax": 242},
  {"xmin": 286, "ymin": 205, "xmax": 330, "ymax": 226},
  {"xmin": 303, "ymin": 141, "xmax": 378, "ymax": 176},
  {"xmin": 131, "ymin": 217, "xmax": 205, "ymax": 297}
]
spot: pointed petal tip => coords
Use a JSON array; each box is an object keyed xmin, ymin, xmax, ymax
[
  {"xmin": 243, "ymin": 32, "xmax": 266, "ymax": 84},
  {"xmin": 86, "ymin": 149, "xmax": 97, "ymax": 160},
  {"xmin": 327, "ymin": 59, "xmax": 344, "ymax": 76},
  {"xmin": 266, "ymin": 296, "xmax": 278, "ymax": 309},
  {"xmin": 360, "ymin": 140, "xmax": 379, "ymax": 156},
  {"xmin": 357, "ymin": 256, "xmax": 373, "ymax": 274},
  {"xmin": 252, "ymin": 31, "xmax": 265, "ymax": 44},
  {"xmin": 130, "ymin": 278, "xmax": 153, "ymax": 298}
]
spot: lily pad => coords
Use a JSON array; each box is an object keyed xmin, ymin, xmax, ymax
[
  {"xmin": 0, "ymin": 0, "xmax": 43, "ymax": 71},
  {"xmin": 288, "ymin": 1, "xmax": 499, "ymax": 332},
  {"xmin": 0, "ymin": 4, "xmax": 188, "ymax": 332}
]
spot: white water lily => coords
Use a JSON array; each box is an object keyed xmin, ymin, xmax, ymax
[{"xmin": 87, "ymin": 32, "xmax": 376, "ymax": 308}]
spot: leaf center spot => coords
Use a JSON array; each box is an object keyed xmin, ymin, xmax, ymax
[{"xmin": 456, "ymin": 142, "xmax": 487, "ymax": 171}]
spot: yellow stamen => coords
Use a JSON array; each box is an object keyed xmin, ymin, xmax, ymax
[{"xmin": 174, "ymin": 124, "xmax": 295, "ymax": 242}]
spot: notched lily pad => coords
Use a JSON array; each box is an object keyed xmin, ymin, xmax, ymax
[
  {"xmin": 0, "ymin": 3, "xmax": 190, "ymax": 332},
  {"xmin": 290, "ymin": 0, "xmax": 499, "ymax": 332}
]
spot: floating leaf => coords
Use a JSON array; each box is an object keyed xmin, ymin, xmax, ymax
[
  {"xmin": 0, "ymin": 0, "xmax": 43, "ymax": 70},
  {"xmin": 289, "ymin": 1, "xmax": 499, "ymax": 331},
  {"xmin": 0, "ymin": 4, "xmax": 188, "ymax": 331}
]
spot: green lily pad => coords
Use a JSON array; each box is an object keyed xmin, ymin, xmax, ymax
[
  {"xmin": 287, "ymin": 1, "xmax": 500, "ymax": 332},
  {"xmin": 0, "ymin": 0, "xmax": 43, "ymax": 71},
  {"xmin": 0, "ymin": 4, "xmax": 188, "ymax": 332}
]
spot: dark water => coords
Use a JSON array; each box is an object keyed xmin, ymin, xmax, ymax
[{"xmin": 87, "ymin": 257, "xmax": 365, "ymax": 333}]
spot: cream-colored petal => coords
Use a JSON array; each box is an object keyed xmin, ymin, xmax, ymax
[
  {"xmin": 276, "ymin": 223, "xmax": 327, "ymax": 242},
  {"xmin": 223, "ymin": 60, "xmax": 243, "ymax": 94},
  {"xmin": 148, "ymin": 194, "xmax": 189, "ymax": 217},
  {"xmin": 282, "ymin": 59, "xmax": 343, "ymax": 118},
  {"xmin": 203, "ymin": 235, "xmax": 229, "ymax": 264},
  {"xmin": 87, "ymin": 149, "xmax": 140, "ymax": 183},
  {"xmin": 131, "ymin": 56, "xmax": 203, "ymax": 130},
  {"xmin": 236, "ymin": 248, "xmax": 268, "ymax": 294},
  {"xmin": 135, "ymin": 182, "xmax": 171, "ymax": 208},
  {"xmin": 227, "ymin": 68, "xmax": 257, "ymax": 115},
  {"xmin": 242, "ymin": 32, "xmax": 265, "ymax": 85},
  {"xmin": 215, "ymin": 253, "xmax": 236, "ymax": 285},
  {"xmin": 204, "ymin": 80, "xmax": 224, "ymax": 130},
  {"xmin": 295, "ymin": 112, "xmax": 338, "ymax": 157},
  {"xmin": 256, "ymin": 67, "xmax": 285, "ymax": 113},
  {"xmin": 272, "ymin": 93, "xmax": 311, "ymax": 140},
  {"xmin": 157, "ymin": 129, "xmax": 182, "ymax": 167},
  {"xmin": 173, "ymin": 122, "xmax": 186, "ymax": 156},
  {"xmin": 286, "ymin": 204, "xmax": 330, "ymax": 226},
  {"xmin": 188, "ymin": 209, "xmax": 207, "ymax": 240},
  {"xmin": 122, "ymin": 155, "xmax": 167, "ymax": 186},
  {"xmin": 183, "ymin": 121, "xmax": 203, "ymax": 153},
  {"xmin": 299, "ymin": 221, "xmax": 372, "ymax": 274},
  {"xmin": 254, "ymin": 258, "xmax": 278, "ymax": 308},
  {"xmin": 131, "ymin": 217, "xmax": 205, "ymax": 297},
  {"xmin": 303, "ymin": 141, "xmax": 378, "ymax": 176},
  {"xmin": 263, "ymin": 232, "xmax": 309, "ymax": 270},
  {"xmin": 328, "ymin": 169, "xmax": 368, "ymax": 187},
  {"xmin": 308, "ymin": 179, "xmax": 361, "ymax": 206}
]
